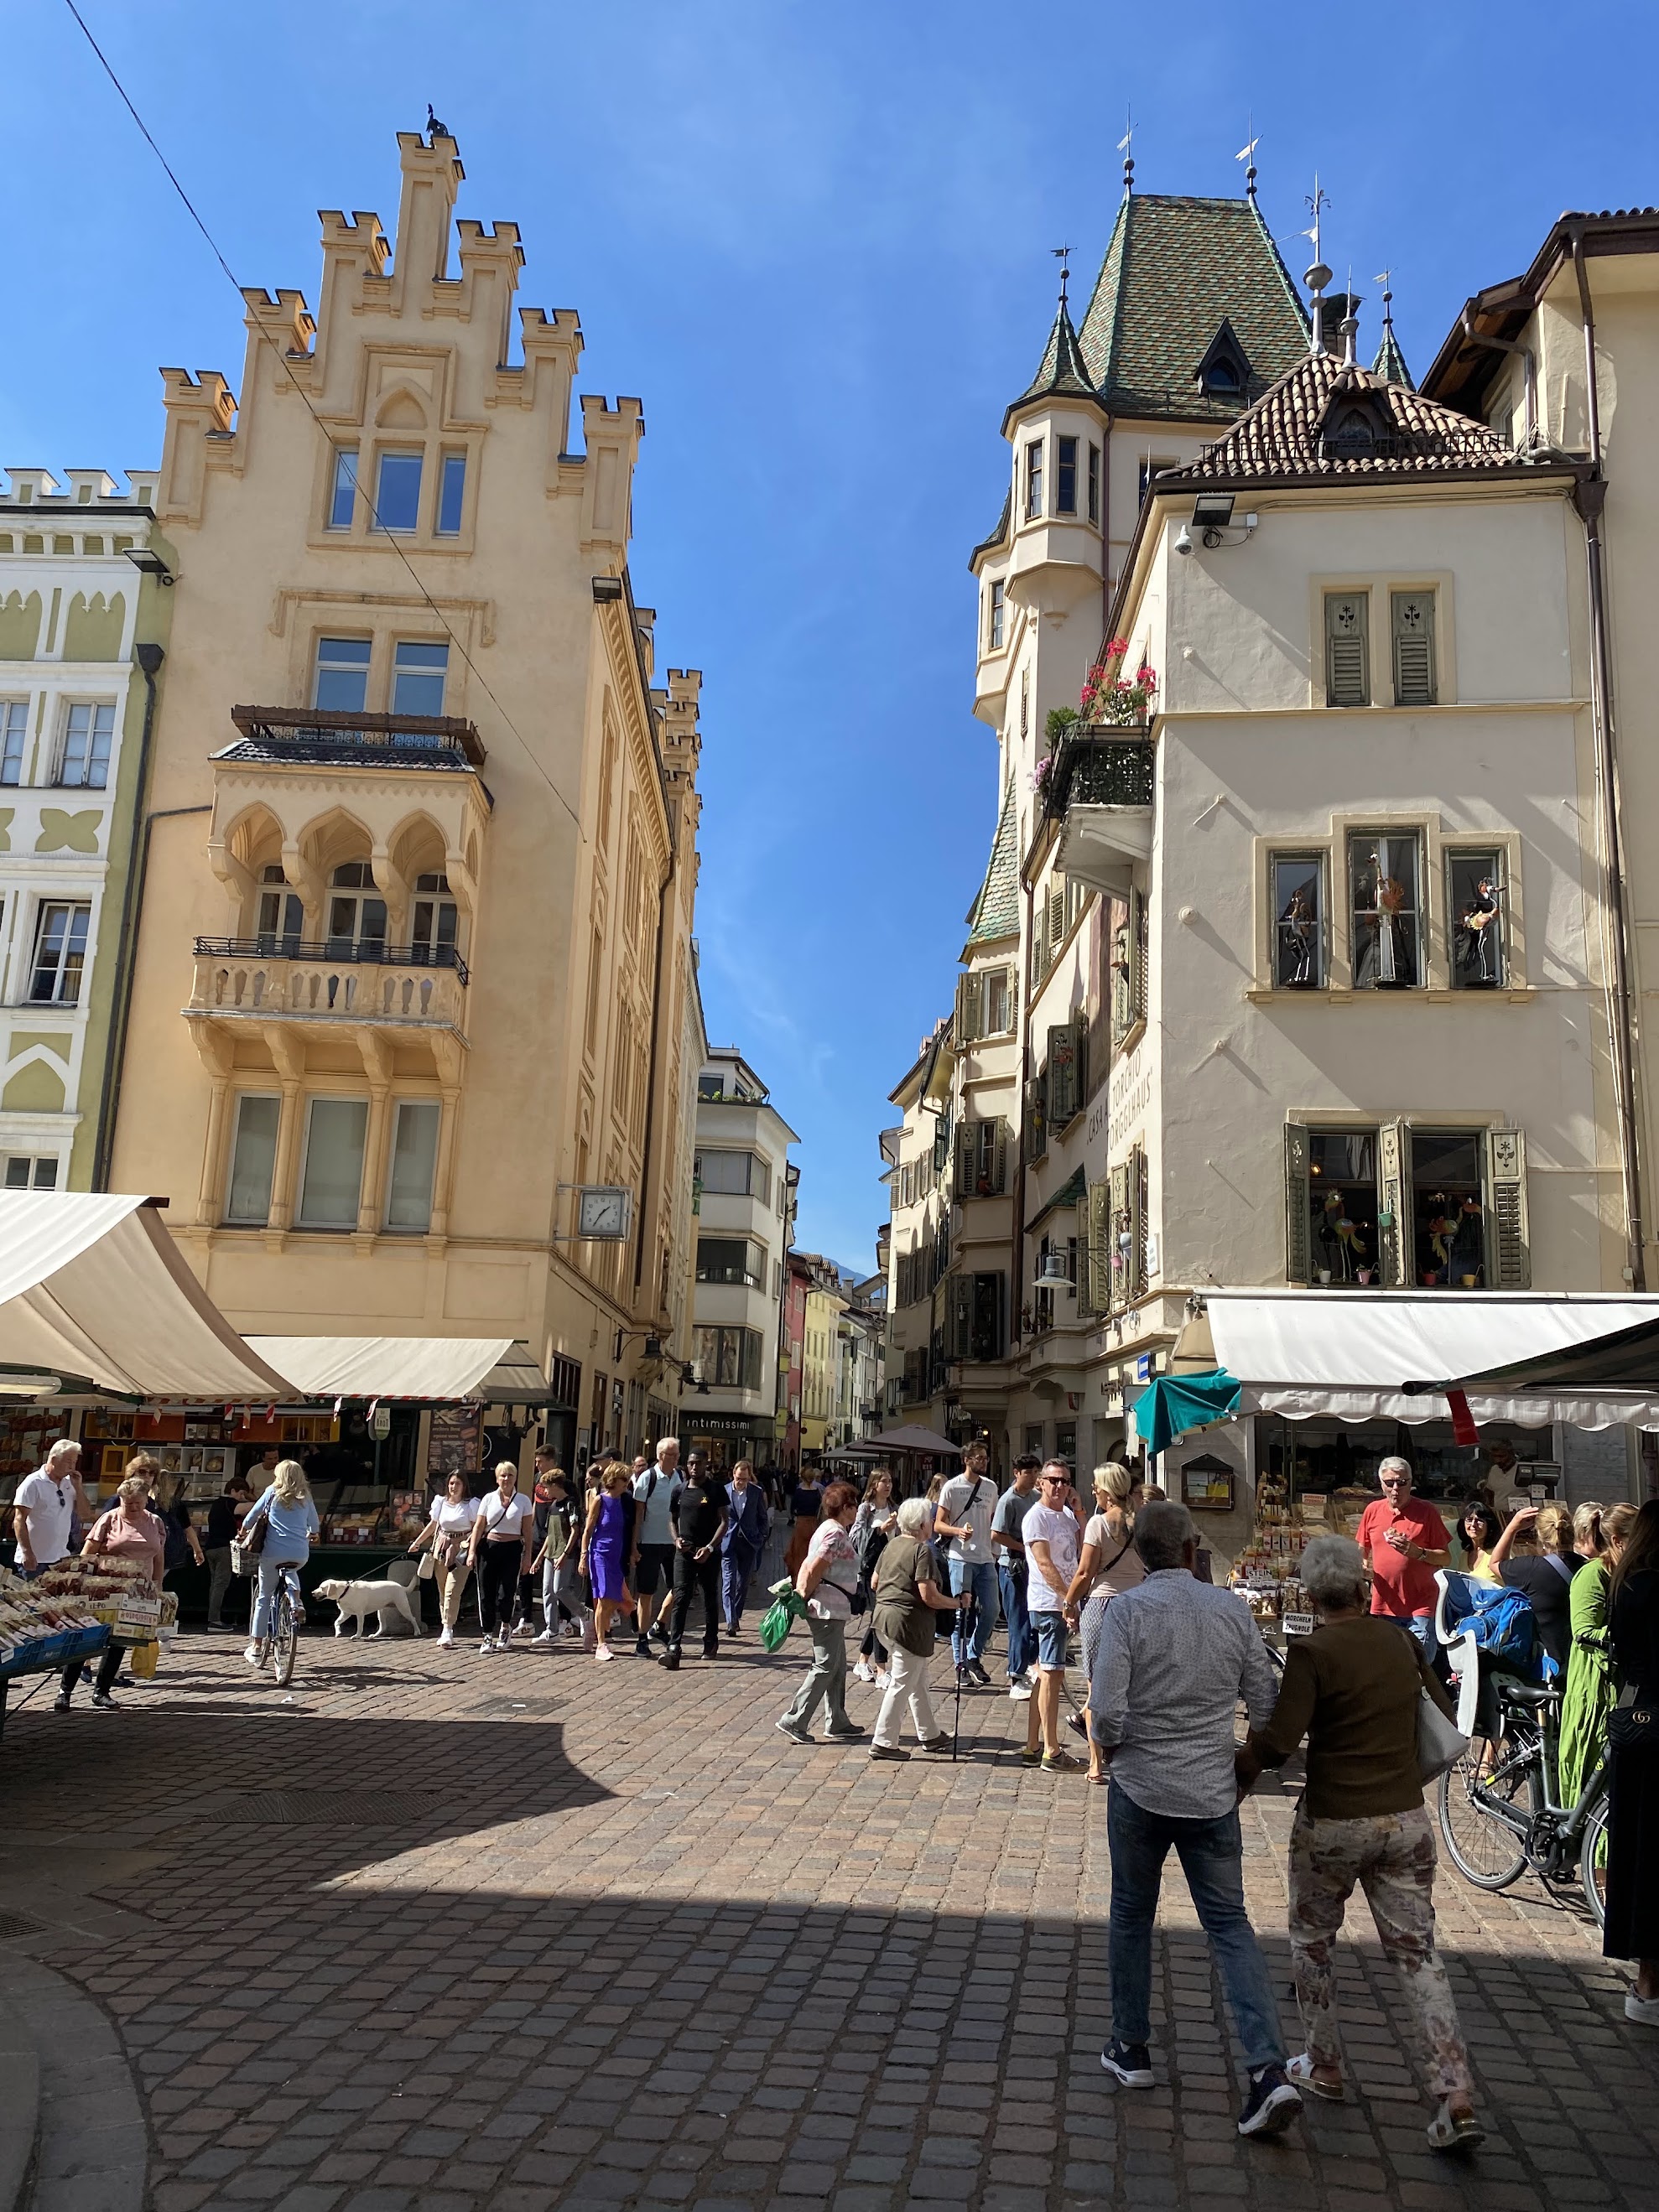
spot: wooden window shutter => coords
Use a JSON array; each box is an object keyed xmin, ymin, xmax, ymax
[
  {"xmin": 1325, "ymin": 592, "xmax": 1370, "ymax": 707},
  {"xmin": 1074, "ymin": 1197, "xmax": 1094, "ymax": 1316},
  {"xmin": 1048, "ymin": 1022, "xmax": 1076, "ymax": 1123},
  {"xmin": 954, "ymin": 1121, "xmax": 975, "ymax": 1201},
  {"xmin": 993, "ymin": 1118, "xmax": 1010, "ymax": 1194},
  {"xmin": 1132, "ymin": 889, "xmax": 1149, "ymax": 1020},
  {"xmin": 955, "ymin": 970, "xmax": 982, "ymax": 1043},
  {"xmin": 1378, "ymin": 1118, "xmax": 1410, "ymax": 1285},
  {"xmin": 1024, "ymin": 1077, "xmax": 1046, "ymax": 1163},
  {"xmin": 1485, "ymin": 1128, "xmax": 1530, "ymax": 1287},
  {"xmin": 1088, "ymin": 1180, "xmax": 1111, "ymax": 1311},
  {"xmin": 1284, "ymin": 1124, "xmax": 1312, "ymax": 1284},
  {"xmin": 1129, "ymin": 1145, "xmax": 1148, "ymax": 1298},
  {"xmin": 1391, "ymin": 590, "xmax": 1437, "ymax": 707},
  {"xmin": 1048, "ymin": 884, "xmax": 1067, "ymax": 960},
  {"xmin": 950, "ymin": 1274, "xmax": 972, "ymax": 1359},
  {"xmin": 1074, "ymin": 1010, "xmax": 1090, "ymax": 1108},
  {"xmin": 1109, "ymin": 1161, "xmax": 1131, "ymax": 1311}
]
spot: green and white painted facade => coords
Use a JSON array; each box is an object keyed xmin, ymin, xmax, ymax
[{"xmin": 0, "ymin": 468, "xmax": 171, "ymax": 1189}]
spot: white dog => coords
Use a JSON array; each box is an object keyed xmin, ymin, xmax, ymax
[{"xmin": 315, "ymin": 1576, "xmax": 424, "ymax": 1638}]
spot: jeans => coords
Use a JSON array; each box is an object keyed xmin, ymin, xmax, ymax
[
  {"xmin": 252, "ymin": 1555, "xmax": 306, "ymax": 1639},
  {"xmin": 667, "ymin": 1548, "xmax": 720, "ymax": 1654},
  {"xmin": 999, "ymin": 1560, "xmax": 1035, "ymax": 1680},
  {"xmin": 721, "ymin": 1538, "xmax": 763, "ymax": 1628},
  {"xmin": 1106, "ymin": 1783, "xmax": 1287, "ymax": 2075},
  {"xmin": 871, "ymin": 1644, "xmax": 940, "ymax": 1747},
  {"xmin": 783, "ymin": 1616, "xmax": 850, "ymax": 1732},
  {"xmin": 205, "ymin": 1545, "xmax": 236, "ymax": 1627},
  {"xmin": 948, "ymin": 1558, "xmax": 996, "ymax": 1668}
]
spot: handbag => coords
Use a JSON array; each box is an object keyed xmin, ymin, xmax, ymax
[
  {"xmin": 1608, "ymin": 1678, "xmax": 1659, "ymax": 1752},
  {"xmin": 1416, "ymin": 1682, "xmax": 1470, "ymax": 1782},
  {"xmin": 230, "ymin": 1511, "xmax": 268, "ymax": 1576},
  {"xmin": 416, "ymin": 1550, "xmax": 436, "ymax": 1582}
]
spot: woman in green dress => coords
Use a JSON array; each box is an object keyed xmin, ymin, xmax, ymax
[{"xmin": 1559, "ymin": 1502, "xmax": 1638, "ymax": 1806}]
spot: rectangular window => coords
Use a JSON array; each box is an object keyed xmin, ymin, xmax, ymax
[
  {"xmin": 989, "ymin": 579, "xmax": 1005, "ymax": 651},
  {"xmin": 1137, "ymin": 457, "xmax": 1175, "ymax": 506},
  {"xmin": 1087, "ymin": 443, "xmax": 1100, "ymax": 523},
  {"xmin": 224, "ymin": 1094, "xmax": 281, "ymax": 1225},
  {"xmin": 411, "ymin": 875, "xmax": 458, "ymax": 963},
  {"xmin": 1324, "ymin": 592, "xmax": 1370, "ymax": 706},
  {"xmin": 1349, "ymin": 833, "xmax": 1422, "ymax": 988},
  {"xmin": 1056, "ymin": 435, "xmax": 1078, "ymax": 514},
  {"xmin": 984, "ymin": 967, "xmax": 1011, "ymax": 1036},
  {"xmin": 692, "ymin": 1324, "xmax": 762, "ymax": 1391},
  {"xmin": 695, "ymin": 1236, "xmax": 766, "ymax": 1286},
  {"xmin": 1272, "ymin": 854, "xmax": 1326, "ymax": 989},
  {"xmin": 373, "ymin": 450, "xmax": 424, "ymax": 533},
  {"xmin": 1391, "ymin": 589, "xmax": 1437, "ymax": 706},
  {"xmin": 3, "ymin": 1156, "xmax": 59, "ymax": 1190},
  {"xmin": 1, "ymin": 701, "xmax": 26, "ymax": 786},
  {"xmin": 59, "ymin": 702, "xmax": 113, "ymax": 788},
  {"xmin": 314, "ymin": 636, "xmax": 372, "ymax": 714},
  {"xmin": 1306, "ymin": 1127, "xmax": 1381, "ymax": 1285},
  {"xmin": 327, "ymin": 447, "xmax": 358, "ymax": 530},
  {"xmin": 391, "ymin": 640, "xmax": 449, "ymax": 719},
  {"xmin": 30, "ymin": 901, "xmax": 90, "ymax": 1003},
  {"xmin": 385, "ymin": 1099, "xmax": 441, "ymax": 1232},
  {"xmin": 1448, "ymin": 850, "xmax": 1504, "ymax": 989},
  {"xmin": 694, "ymin": 1149, "xmax": 771, "ymax": 1202},
  {"xmin": 257, "ymin": 865, "xmax": 304, "ymax": 953},
  {"xmin": 1412, "ymin": 1128, "xmax": 1487, "ymax": 1289},
  {"xmin": 297, "ymin": 1097, "xmax": 368, "ymax": 1229},
  {"xmin": 1024, "ymin": 439, "xmax": 1044, "ymax": 520},
  {"xmin": 436, "ymin": 454, "xmax": 466, "ymax": 537}
]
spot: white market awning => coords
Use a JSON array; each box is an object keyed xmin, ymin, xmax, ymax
[
  {"xmin": 0, "ymin": 1192, "xmax": 291, "ymax": 1399},
  {"xmin": 245, "ymin": 1335, "xmax": 521, "ymax": 1403},
  {"xmin": 1200, "ymin": 1288, "xmax": 1659, "ymax": 1431}
]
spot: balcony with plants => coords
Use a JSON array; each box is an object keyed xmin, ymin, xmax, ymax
[{"xmin": 1037, "ymin": 642, "xmax": 1157, "ymax": 896}]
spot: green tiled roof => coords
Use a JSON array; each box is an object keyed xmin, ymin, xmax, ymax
[
  {"xmin": 1371, "ymin": 320, "xmax": 1413, "ymax": 389},
  {"xmin": 965, "ymin": 774, "xmax": 1020, "ymax": 945},
  {"xmin": 1076, "ymin": 192, "xmax": 1310, "ymax": 423},
  {"xmin": 1002, "ymin": 298, "xmax": 1098, "ymax": 432},
  {"xmin": 970, "ymin": 487, "xmax": 1011, "ymax": 569}
]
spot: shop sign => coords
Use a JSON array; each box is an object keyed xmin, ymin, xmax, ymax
[{"xmin": 428, "ymin": 1405, "xmax": 481, "ymax": 1479}]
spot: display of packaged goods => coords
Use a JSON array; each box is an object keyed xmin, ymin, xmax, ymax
[
  {"xmin": 323, "ymin": 1513, "xmax": 382, "ymax": 1545},
  {"xmin": 0, "ymin": 1566, "xmax": 111, "ymax": 1673}
]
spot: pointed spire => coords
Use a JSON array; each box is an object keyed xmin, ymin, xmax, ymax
[
  {"xmin": 1002, "ymin": 281, "xmax": 1097, "ymax": 433},
  {"xmin": 1370, "ymin": 275, "xmax": 1413, "ymax": 387}
]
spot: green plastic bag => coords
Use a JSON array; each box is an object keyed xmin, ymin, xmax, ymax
[{"xmin": 760, "ymin": 1577, "xmax": 807, "ymax": 1654}]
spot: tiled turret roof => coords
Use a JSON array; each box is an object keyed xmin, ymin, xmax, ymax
[
  {"xmin": 965, "ymin": 775, "xmax": 1020, "ymax": 945},
  {"xmin": 1371, "ymin": 321, "xmax": 1413, "ymax": 389},
  {"xmin": 1002, "ymin": 298, "xmax": 1097, "ymax": 432}
]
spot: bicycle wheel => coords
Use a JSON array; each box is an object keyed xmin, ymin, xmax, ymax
[
  {"xmin": 1581, "ymin": 1795, "xmax": 1611, "ymax": 1929},
  {"xmin": 271, "ymin": 1585, "xmax": 299, "ymax": 1688},
  {"xmin": 1438, "ymin": 1740, "xmax": 1530, "ymax": 1889}
]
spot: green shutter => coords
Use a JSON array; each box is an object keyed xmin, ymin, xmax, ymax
[
  {"xmin": 1088, "ymin": 1181, "xmax": 1111, "ymax": 1311},
  {"xmin": 955, "ymin": 970, "xmax": 982, "ymax": 1043},
  {"xmin": 1485, "ymin": 1128, "xmax": 1530, "ymax": 1288},
  {"xmin": 1378, "ymin": 1118, "xmax": 1409, "ymax": 1285},
  {"xmin": 1325, "ymin": 593, "xmax": 1370, "ymax": 707},
  {"xmin": 993, "ymin": 1118, "xmax": 1010, "ymax": 1194},
  {"xmin": 1109, "ymin": 1161, "xmax": 1131, "ymax": 1311},
  {"xmin": 1391, "ymin": 590, "xmax": 1437, "ymax": 707}
]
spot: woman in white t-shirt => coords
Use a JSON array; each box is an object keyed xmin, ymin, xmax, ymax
[
  {"xmin": 777, "ymin": 1481, "xmax": 866, "ymax": 1744},
  {"xmin": 410, "ymin": 1472, "xmax": 480, "ymax": 1649},
  {"xmin": 1065, "ymin": 1462, "xmax": 1146, "ymax": 1782},
  {"xmin": 466, "ymin": 1462, "xmax": 536, "ymax": 1654}
]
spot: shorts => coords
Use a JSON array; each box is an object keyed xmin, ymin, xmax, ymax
[
  {"xmin": 634, "ymin": 1543, "xmax": 675, "ymax": 1599},
  {"xmin": 1033, "ymin": 1613, "xmax": 1069, "ymax": 1672}
]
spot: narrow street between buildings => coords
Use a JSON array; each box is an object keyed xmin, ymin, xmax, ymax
[{"xmin": 1, "ymin": 1622, "xmax": 1651, "ymax": 2212}]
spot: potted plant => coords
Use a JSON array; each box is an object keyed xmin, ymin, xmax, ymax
[{"xmin": 1081, "ymin": 639, "xmax": 1159, "ymax": 729}]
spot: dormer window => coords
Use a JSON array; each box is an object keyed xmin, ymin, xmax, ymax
[
  {"xmin": 1318, "ymin": 387, "xmax": 1394, "ymax": 461},
  {"xmin": 1194, "ymin": 319, "xmax": 1252, "ymax": 402}
]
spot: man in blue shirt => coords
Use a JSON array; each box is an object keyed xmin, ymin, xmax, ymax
[
  {"xmin": 720, "ymin": 1459, "xmax": 772, "ymax": 1633},
  {"xmin": 630, "ymin": 1438, "xmax": 684, "ymax": 1656}
]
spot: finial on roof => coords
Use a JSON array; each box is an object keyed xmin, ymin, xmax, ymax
[
  {"xmin": 1053, "ymin": 243, "xmax": 1072, "ymax": 308},
  {"xmin": 1237, "ymin": 120, "xmax": 1260, "ymax": 202},
  {"xmin": 1118, "ymin": 108, "xmax": 1134, "ymax": 195},
  {"xmin": 1302, "ymin": 175, "xmax": 1333, "ymax": 356},
  {"xmin": 1370, "ymin": 268, "xmax": 1413, "ymax": 387}
]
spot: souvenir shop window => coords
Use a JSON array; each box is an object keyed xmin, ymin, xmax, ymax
[
  {"xmin": 1448, "ymin": 849, "xmax": 1504, "ymax": 988},
  {"xmin": 1348, "ymin": 833, "xmax": 1422, "ymax": 988},
  {"xmin": 1306, "ymin": 1128, "xmax": 1381, "ymax": 1286},
  {"xmin": 1271, "ymin": 854, "xmax": 1325, "ymax": 989},
  {"xmin": 1410, "ymin": 1129, "xmax": 1488, "ymax": 1289}
]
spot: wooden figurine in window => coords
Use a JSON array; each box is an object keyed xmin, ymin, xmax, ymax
[
  {"xmin": 1456, "ymin": 878, "xmax": 1500, "ymax": 984},
  {"xmin": 1453, "ymin": 1194, "xmax": 1485, "ymax": 1287},
  {"xmin": 1316, "ymin": 1191, "xmax": 1367, "ymax": 1283},
  {"xmin": 1373, "ymin": 852, "xmax": 1407, "ymax": 984},
  {"xmin": 1422, "ymin": 1192, "xmax": 1455, "ymax": 1285},
  {"xmin": 1278, "ymin": 886, "xmax": 1316, "ymax": 985}
]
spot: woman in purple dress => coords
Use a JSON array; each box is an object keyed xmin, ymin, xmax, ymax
[{"xmin": 580, "ymin": 1462, "xmax": 632, "ymax": 1661}]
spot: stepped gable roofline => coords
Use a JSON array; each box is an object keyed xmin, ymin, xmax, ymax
[
  {"xmin": 1077, "ymin": 190, "xmax": 1309, "ymax": 425},
  {"xmin": 965, "ymin": 774, "xmax": 1021, "ymax": 948},
  {"xmin": 1422, "ymin": 205, "xmax": 1659, "ymax": 416},
  {"xmin": 1164, "ymin": 351, "xmax": 1526, "ymax": 485},
  {"xmin": 1001, "ymin": 297, "xmax": 1101, "ymax": 435},
  {"xmin": 969, "ymin": 488, "xmax": 1012, "ymax": 573}
]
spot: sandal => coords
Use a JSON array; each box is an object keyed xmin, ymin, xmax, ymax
[
  {"xmin": 1427, "ymin": 2100, "xmax": 1485, "ymax": 2153},
  {"xmin": 1286, "ymin": 2054, "xmax": 1344, "ymax": 2101}
]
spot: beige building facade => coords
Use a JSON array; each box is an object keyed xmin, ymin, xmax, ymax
[{"xmin": 109, "ymin": 126, "xmax": 705, "ymax": 1454}]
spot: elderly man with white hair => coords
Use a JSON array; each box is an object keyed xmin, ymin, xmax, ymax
[
  {"xmin": 11, "ymin": 1436, "xmax": 87, "ymax": 1575},
  {"xmin": 1088, "ymin": 1498, "xmax": 1299, "ymax": 2142}
]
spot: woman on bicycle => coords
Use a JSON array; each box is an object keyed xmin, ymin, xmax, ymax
[
  {"xmin": 1240, "ymin": 1535, "xmax": 1483, "ymax": 2153},
  {"xmin": 241, "ymin": 1459, "xmax": 320, "ymax": 1667},
  {"xmin": 1605, "ymin": 1499, "xmax": 1659, "ymax": 2025}
]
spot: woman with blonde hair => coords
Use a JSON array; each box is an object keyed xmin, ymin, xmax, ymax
[
  {"xmin": 57, "ymin": 1466, "xmax": 168, "ymax": 1711},
  {"xmin": 1490, "ymin": 1498, "xmax": 1582, "ymax": 1675},
  {"xmin": 1065, "ymin": 1463, "xmax": 1146, "ymax": 1783},
  {"xmin": 238, "ymin": 1458, "xmax": 320, "ymax": 1668},
  {"xmin": 1560, "ymin": 1500, "xmax": 1640, "ymax": 1805},
  {"xmin": 466, "ymin": 1459, "xmax": 536, "ymax": 1655}
]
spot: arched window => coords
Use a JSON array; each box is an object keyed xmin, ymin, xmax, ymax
[{"xmin": 326, "ymin": 861, "xmax": 387, "ymax": 959}]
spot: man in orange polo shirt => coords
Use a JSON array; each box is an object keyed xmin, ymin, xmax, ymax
[{"xmin": 1357, "ymin": 1456, "xmax": 1452, "ymax": 1661}]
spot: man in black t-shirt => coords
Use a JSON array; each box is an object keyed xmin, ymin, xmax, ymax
[{"xmin": 658, "ymin": 1463, "xmax": 730, "ymax": 1668}]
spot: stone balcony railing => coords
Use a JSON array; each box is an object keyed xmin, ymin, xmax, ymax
[{"xmin": 188, "ymin": 941, "xmax": 469, "ymax": 1028}]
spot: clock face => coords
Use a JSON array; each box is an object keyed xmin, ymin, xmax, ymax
[{"xmin": 580, "ymin": 1187, "xmax": 627, "ymax": 1239}]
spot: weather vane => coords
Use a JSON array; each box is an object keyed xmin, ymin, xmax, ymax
[
  {"xmin": 1052, "ymin": 243, "xmax": 1072, "ymax": 305},
  {"xmin": 1117, "ymin": 107, "xmax": 1134, "ymax": 191},
  {"xmin": 1236, "ymin": 114, "xmax": 1259, "ymax": 200}
]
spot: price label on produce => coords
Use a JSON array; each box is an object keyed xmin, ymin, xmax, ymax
[{"xmin": 1281, "ymin": 1612, "xmax": 1317, "ymax": 1638}]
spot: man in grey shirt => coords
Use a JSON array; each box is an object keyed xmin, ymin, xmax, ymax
[{"xmin": 1088, "ymin": 1500, "xmax": 1299, "ymax": 2142}]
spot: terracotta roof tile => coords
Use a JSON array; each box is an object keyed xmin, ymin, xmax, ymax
[{"xmin": 1173, "ymin": 351, "xmax": 1513, "ymax": 483}]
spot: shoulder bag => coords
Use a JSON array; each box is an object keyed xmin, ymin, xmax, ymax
[
  {"xmin": 1413, "ymin": 1649, "xmax": 1471, "ymax": 1782},
  {"xmin": 1609, "ymin": 1676, "xmax": 1659, "ymax": 1752}
]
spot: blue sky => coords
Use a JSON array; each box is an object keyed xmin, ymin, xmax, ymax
[{"xmin": 9, "ymin": 0, "xmax": 1656, "ymax": 1270}]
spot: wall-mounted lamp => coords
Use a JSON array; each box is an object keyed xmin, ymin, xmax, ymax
[
  {"xmin": 1188, "ymin": 494, "xmax": 1259, "ymax": 551},
  {"xmin": 122, "ymin": 547, "xmax": 174, "ymax": 586}
]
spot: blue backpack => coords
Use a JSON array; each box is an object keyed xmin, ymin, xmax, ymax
[{"xmin": 1443, "ymin": 1577, "xmax": 1542, "ymax": 1675}]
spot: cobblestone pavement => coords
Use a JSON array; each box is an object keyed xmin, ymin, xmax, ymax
[{"xmin": 2, "ymin": 1600, "xmax": 1656, "ymax": 2212}]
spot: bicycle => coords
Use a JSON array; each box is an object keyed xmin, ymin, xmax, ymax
[
  {"xmin": 1437, "ymin": 1674, "xmax": 1610, "ymax": 1926},
  {"xmin": 264, "ymin": 1564, "xmax": 303, "ymax": 1688}
]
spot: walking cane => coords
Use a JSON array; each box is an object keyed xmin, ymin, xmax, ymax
[{"xmin": 952, "ymin": 1582, "xmax": 977, "ymax": 1762}]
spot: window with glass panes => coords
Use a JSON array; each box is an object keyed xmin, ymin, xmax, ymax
[
  {"xmin": 1308, "ymin": 1128, "xmax": 1381, "ymax": 1285},
  {"xmin": 989, "ymin": 579, "xmax": 1005, "ymax": 650},
  {"xmin": 225, "ymin": 1094, "xmax": 280, "ymax": 1224},
  {"xmin": 1, "ymin": 701, "xmax": 26, "ymax": 786},
  {"xmin": 326, "ymin": 448, "xmax": 358, "ymax": 530},
  {"xmin": 1411, "ymin": 1129, "xmax": 1488, "ymax": 1288},
  {"xmin": 3, "ymin": 1156, "xmax": 58, "ymax": 1189},
  {"xmin": 1349, "ymin": 833, "xmax": 1422, "ymax": 988},
  {"xmin": 59, "ymin": 702, "xmax": 113, "ymax": 787},
  {"xmin": 385, "ymin": 1100, "xmax": 440, "ymax": 1231},
  {"xmin": 1272, "ymin": 854, "xmax": 1325, "ymax": 988},
  {"xmin": 1448, "ymin": 849, "xmax": 1503, "ymax": 987},
  {"xmin": 694, "ymin": 1149, "xmax": 771, "ymax": 1202},
  {"xmin": 314, "ymin": 636, "xmax": 371, "ymax": 713},
  {"xmin": 1087, "ymin": 444, "xmax": 1100, "ymax": 522},
  {"xmin": 30, "ymin": 901, "xmax": 90, "ymax": 1002},
  {"xmin": 257, "ymin": 865, "xmax": 303, "ymax": 952},
  {"xmin": 436, "ymin": 454, "xmax": 465, "ymax": 536},
  {"xmin": 373, "ymin": 450, "xmax": 423, "ymax": 532},
  {"xmin": 391, "ymin": 640, "xmax": 448, "ymax": 722},
  {"xmin": 1024, "ymin": 439, "xmax": 1044, "ymax": 519},
  {"xmin": 411, "ymin": 874, "xmax": 458, "ymax": 963},
  {"xmin": 692, "ymin": 1324, "xmax": 763, "ymax": 1391},
  {"xmin": 325, "ymin": 862, "xmax": 386, "ymax": 956},
  {"xmin": 297, "ymin": 1097, "xmax": 368, "ymax": 1228},
  {"xmin": 1056, "ymin": 436, "xmax": 1078, "ymax": 514},
  {"xmin": 695, "ymin": 1237, "xmax": 766, "ymax": 1286}
]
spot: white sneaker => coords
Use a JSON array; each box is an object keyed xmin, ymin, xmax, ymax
[
  {"xmin": 1009, "ymin": 1682, "xmax": 1033, "ymax": 1702},
  {"xmin": 243, "ymin": 1643, "xmax": 263, "ymax": 1665},
  {"xmin": 852, "ymin": 1661, "xmax": 875, "ymax": 1684},
  {"xmin": 514, "ymin": 1620, "xmax": 534, "ymax": 1638},
  {"xmin": 1626, "ymin": 1991, "xmax": 1659, "ymax": 2028},
  {"xmin": 595, "ymin": 1643, "xmax": 615, "ymax": 1662},
  {"xmin": 478, "ymin": 1639, "xmax": 497, "ymax": 1655},
  {"xmin": 874, "ymin": 1671, "xmax": 891, "ymax": 1689},
  {"xmin": 533, "ymin": 1628, "xmax": 557, "ymax": 1644},
  {"xmin": 437, "ymin": 1628, "xmax": 455, "ymax": 1648}
]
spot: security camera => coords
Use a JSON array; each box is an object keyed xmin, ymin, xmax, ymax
[{"xmin": 1174, "ymin": 523, "xmax": 1194, "ymax": 557}]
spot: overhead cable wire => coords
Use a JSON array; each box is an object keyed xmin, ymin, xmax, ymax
[{"xmin": 60, "ymin": 0, "xmax": 587, "ymax": 839}]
